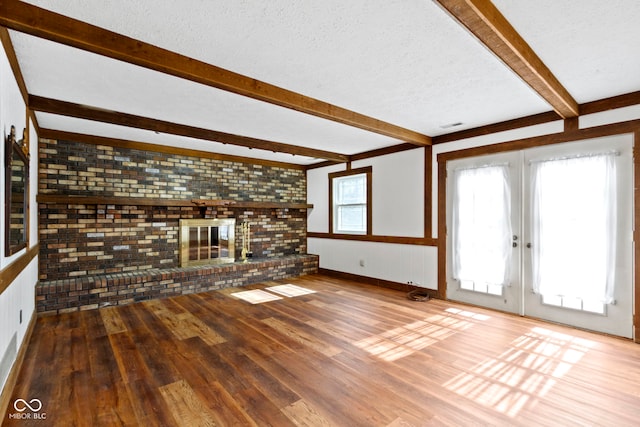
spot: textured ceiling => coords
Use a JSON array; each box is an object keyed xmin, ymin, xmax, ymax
[
  {"xmin": 492, "ymin": 0, "xmax": 640, "ymax": 103},
  {"xmin": 8, "ymin": 0, "xmax": 640, "ymax": 164}
]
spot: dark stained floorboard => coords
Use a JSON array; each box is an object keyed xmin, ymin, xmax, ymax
[{"xmin": 4, "ymin": 274, "xmax": 640, "ymax": 426}]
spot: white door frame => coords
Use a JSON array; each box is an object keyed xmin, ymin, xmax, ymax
[
  {"xmin": 445, "ymin": 151, "xmax": 522, "ymax": 315},
  {"xmin": 444, "ymin": 135, "xmax": 634, "ymax": 338}
]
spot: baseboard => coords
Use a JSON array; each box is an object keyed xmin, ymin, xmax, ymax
[
  {"xmin": 318, "ymin": 268, "xmax": 439, "ymax": 298},
  {"xmin": 0, "ymin": 309, "xmax": 36, "ymax": 421}
]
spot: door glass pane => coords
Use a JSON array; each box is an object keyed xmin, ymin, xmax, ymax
[
  {"xmin": 452, "ymin": 165, "xmax": 512, "ymax": 288},
  {"xmin": 531, "ymin": 154, "xmax": 616, "ymax": 304}
]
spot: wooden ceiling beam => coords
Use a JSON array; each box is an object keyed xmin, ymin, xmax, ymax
[
  {"xmin": 29, "ymin": 96, "xmax": 350, "ymax": 163},
  {"xmin": 433, "ymin": 110, "xmax": 561, "ymax": 144},
  {"xmin": 435, "ymin": 0, "xmax": 579, "ymax": 118},
  {"xmin": 580, "ymin": 90, "xmax": 640, "ymax": 116},
  {"xmin": 0, "ymin": 0, "xmax": 431, "ymax": 146}
]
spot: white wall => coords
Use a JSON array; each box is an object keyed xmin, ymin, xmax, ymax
[
  {"xmin": 308, "ymin": 238, "xmax": 437, "ymax": 288},
  {"xmin": 307, "ymin": 163, "xmax": 345, "ymax": 233},
  {"xmin": 307, "ymin": 147, "xmax": 438, "ymax": 288},
  {"xmin": 0, "ymin": 41, "xmax": 39, "ymax": 395},
  {"xmin": 353, "ymin": 149, "xmax": 424, "ymax": 237},
  {"xmin": 307, "ymin": 106, "xmax": 640, "ymax": 292}
]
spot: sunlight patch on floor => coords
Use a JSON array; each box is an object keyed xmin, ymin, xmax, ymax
[
  {"xmin": 230, "ymin": 285, "xmax": 315, "ymax": 304},
  {"xmin": 267, "ymin": 284, "xmax": 317, "ymax": 297},
  {"xmin": 231, "ymin": 289, "xmax": 283, "ymax": 304},
  {"xmin": 444, "ymin": 326, "xmax": 595, "ymax": 417},
  {"xmin": 444, "ymin": 307, "xmax": 491, "ymax": 321},
  {"xmin": 355, "ymin": 308, "xmax": 488, "ymax": 362}
]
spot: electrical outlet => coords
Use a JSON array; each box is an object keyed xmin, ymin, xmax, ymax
[{"xmin": 359, "ymin": 259, "xmax": 365, "ymax": 267}]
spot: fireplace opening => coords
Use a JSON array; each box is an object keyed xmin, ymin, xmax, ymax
[{"xmin": 179, "ymin": 218, "xmax": 236, "ymax": 267}]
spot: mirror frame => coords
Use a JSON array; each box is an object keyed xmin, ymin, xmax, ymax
[{"xmin": 4, "ymin": 125, "xmax": 29, "ymax": 256}]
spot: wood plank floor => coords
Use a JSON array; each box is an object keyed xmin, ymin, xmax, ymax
[{"xmin": 4, "ymin": 274, "xmax": 640, "ymax": 426}]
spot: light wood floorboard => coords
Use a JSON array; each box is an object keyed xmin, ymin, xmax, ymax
[{"xmin": 3, "ymin": 274, "xmax": 640, "ymax": 426}]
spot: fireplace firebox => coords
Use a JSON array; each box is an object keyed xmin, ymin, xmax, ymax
[{"xmin": 179, "ymin": 218, "xmax": 236, "ymax": 267}]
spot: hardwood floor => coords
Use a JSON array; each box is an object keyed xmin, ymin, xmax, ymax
[{"xmin": 4, "ymin": 274, "xmax": 640, "ymax": 426}]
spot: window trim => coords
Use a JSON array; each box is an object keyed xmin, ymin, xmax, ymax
[{"xmin": 328, "ymin": 166, "xmax": 372, "ymax": 235}]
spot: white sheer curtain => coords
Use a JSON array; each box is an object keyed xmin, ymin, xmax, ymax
[
  {"xmin": 530, "ymin": 153, "xmax": 617, "ymax": 303},
  {"xmin": 452, "ymin": 164, "xmax": 512, "ymax": 287}
]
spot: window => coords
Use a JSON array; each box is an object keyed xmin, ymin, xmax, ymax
[{"xmin": 329, "ymin": 167, "xmax": 372, "ymax": 235}]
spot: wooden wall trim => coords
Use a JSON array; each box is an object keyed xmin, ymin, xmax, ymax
[
  {"xmin": 564, "ymin": 117, "xmax": 579, "ymax": 132},
  {"xmin": 304, "ymin": 160, "xmax": 343, "ymax": 171},
  {"xmin": 0, "ymin": 309, "xmax": 36, "ymax": 421},
  {"xmin": 350, "ymin": 143, "xmax": 419, "ymax": 162},
  {"xmin": 635, "ymin": 131, "xmax": 640, "ymax": 343},
  {"xmin": 437, "ymin": 119, "xmax": 640, "ymax": 162},
  {"xmin": 581, "ymin": 90, "xmax": 640, "ymax": 116},
  {"xmin": 327, "ymin": 166, "xmax": 373, "ymax": 236},
  {"xmin": 437, "ymin": 158, "xmax": 448, "ymax": 300},
  {"xmin": 304, "ymin": 143, "xmax": 425, "ymax": 170},
  {"xmin": 308, "ymin": 232, "xmax": 437, "ymax": 246},
  {"xmin": 39, "ymin": 129, "xmax": 308, "ymax": 170},
  {"xmin": 424, "ymin": 145, "xmax": 433, "ymax": 239},
  {"xmin": 307, "ymin": 144, "xmax": 436, "ymax": 246},
  {"xmin": 432, "ymin": 111, "xmax": 561, "ymax": 145},
  {"xmin": 432, "ymin": 90, "xmax": 640, "ymax": 146},
  {"xmin": 0, "ymin": 244, "xmax": 38, "ymax": 296},
  {"xmin": 319, "ymin": 268, "xmax": 439, "ymax": 297}
]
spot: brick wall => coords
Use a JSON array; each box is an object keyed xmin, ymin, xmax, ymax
[
  {"xmin": 38, "ymin": 139, "xmax": 310, "ymax": 282},
  {"xmin": 39, "ymin": 139, "xmax": 306, "ymax": 202}
]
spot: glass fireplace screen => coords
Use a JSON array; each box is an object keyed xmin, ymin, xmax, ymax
[{"xmin": 179, "ymin": 219, "xmax": 236, "ymax": 267}]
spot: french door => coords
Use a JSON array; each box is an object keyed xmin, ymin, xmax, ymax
[{"xmin": 446, "ymin": 135, "xmax": 633, "ymax": 338}]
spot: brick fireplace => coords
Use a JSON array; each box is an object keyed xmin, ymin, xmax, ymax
[{"xmin": 36, "ymin": 138, "xmax": 317, "ymax": 313}]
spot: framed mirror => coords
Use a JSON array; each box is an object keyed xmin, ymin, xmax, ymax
[{"xmin": 5, "ymin": 125, "xmax": 29, "ymax": 255}]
